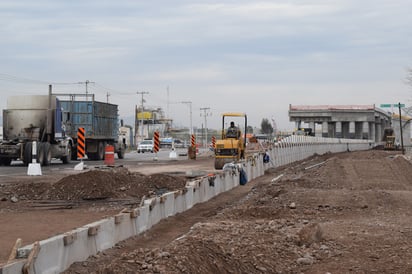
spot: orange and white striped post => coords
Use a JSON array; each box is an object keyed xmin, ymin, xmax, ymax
[
  {"xmin": 153, "ymin": 131, "xmax": 160, "ymax": 161},
  {"xmin": 74, "ymin": 127, "xmax": 86, "ymax": 170},
  {"xmin": 211, "ymin": 135, "xmax": 216, "ymax": 151},
  {"xmin": 189, "ymin": 134, "xmax": 196, "ymax": 160},
  {"xmin": 153, "ymin": 131, "xmax": 160, "ymax": 153},
  {"xmin": 77, "ymin": 127, "xmax": 85, "ymax": 160},
  {"xmin": 191, "ymin": 134, "xmax": 196, "ymax": 148}
]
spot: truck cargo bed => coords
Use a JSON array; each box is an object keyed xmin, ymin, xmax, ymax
[{"xmin": 60, "ymin": 100, "xmax": 118, "ymax": 140}]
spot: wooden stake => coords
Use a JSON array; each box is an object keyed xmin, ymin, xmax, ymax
[{"xmin": 7, "ymin": 238, "xmax": 22, "ymax": 263}]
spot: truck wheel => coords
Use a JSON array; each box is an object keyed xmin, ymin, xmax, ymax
[
  {"xmin": 97, "ymin": 142, "xmax": 105, "ymax": 160},
  {"xmin": 214, "ymin": 158, "xmax": 225, "ymax": 170},
  {"xmin": 2, "ymin": 158, "xmax": 12, "ymax": 166},
  {"xmin": 0, "ymin": 158, "xmax": 11, "ymax": 166},
  {"xmin": 71, "ymin": 144, "xmax": 78, "ymax": 160},
  {"xmin": 23, "ymin": 142, "xmax": 32, "ymax": 166},
  {"xmin": 61, "ymin": 144, "xmax": 72, "ymax": 164},
  {"xmin": 37, "ymin": 143, "xmax": 45, "ymax": 166},
  {"xmin": 42, "ymin": 143, "xmax": 51, "ymax": 166}
]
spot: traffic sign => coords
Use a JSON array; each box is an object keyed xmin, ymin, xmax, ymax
[{"xmin": 380, "ymin": 103, "xmax": 405, "ymax": 108}]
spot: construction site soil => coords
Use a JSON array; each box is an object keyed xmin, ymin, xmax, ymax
[{"xmin": 2, "ymin": 150, "xmax": 412, "ymax": 273}]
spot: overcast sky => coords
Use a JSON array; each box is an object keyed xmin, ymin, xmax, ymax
[{"xmin": 1, "ymin": 0, "xmax": 412, "ymax": 131}]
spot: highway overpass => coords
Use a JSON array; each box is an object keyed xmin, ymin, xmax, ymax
[{"xmin": 289, "ymin": 104, "xmax": 411, "ymax": 145}]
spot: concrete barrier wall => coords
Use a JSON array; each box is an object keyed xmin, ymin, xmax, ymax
[{"xmin": 1, "ymin": 136, "xmax": 372, "ymax": 274}]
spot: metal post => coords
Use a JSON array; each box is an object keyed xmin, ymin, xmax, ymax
[
  {"xmin": 27, "ymin": 141, "xmax": 42, "ymax": 175},
  {"xmin": 32, "ymin": 141, "xmax": 37, "ymax": 163}
]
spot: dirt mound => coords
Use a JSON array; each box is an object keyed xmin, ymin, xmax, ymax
[{"xmin": 1, "ymin": 167, "xmax": 189, "ymax": 202}]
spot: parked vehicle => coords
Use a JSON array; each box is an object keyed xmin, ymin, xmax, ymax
[
  {"xmin": 160, "ymin": 137, "xmax": 186, "ymax": 149},
  {"xmin": 173, "ymin": 139, "xmax": 186, "ymax": 148}
]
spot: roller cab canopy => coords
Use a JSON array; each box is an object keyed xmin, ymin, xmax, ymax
[{"xmin": 222, "ymin": 112, "xmax": 247, "ymax": 118}]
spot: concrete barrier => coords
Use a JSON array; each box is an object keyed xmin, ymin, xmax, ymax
[{"xmin": 0, "ymin": 136, "xmax": 372, "ymax": 274}]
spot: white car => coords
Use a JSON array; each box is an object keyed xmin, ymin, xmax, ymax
[{"xmin": 137, "ymin": 140, "xmax": 154, "ymax": 153}]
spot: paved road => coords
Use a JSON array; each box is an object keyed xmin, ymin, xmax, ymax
[{"xmin": 0, "ymin": 147, "xmax": 212, "ymax": 178}]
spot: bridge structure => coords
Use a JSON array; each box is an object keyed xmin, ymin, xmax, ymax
[{"xmin": 288, "ymin": 104, "xmax": 398, "ymax": 143}]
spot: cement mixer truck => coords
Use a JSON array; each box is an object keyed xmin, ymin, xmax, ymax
[{"xmin": 0, "ymin": 86, "xmax": 125, "ymax": 166}]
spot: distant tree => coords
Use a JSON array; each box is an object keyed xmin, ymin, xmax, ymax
[
  {"xmin": 246, "ymin": 126, "xmax": 254, "ymax": 134},
  {"xmin": 260, "ymin": 118, "xmax": 273, "ymax": 135}
]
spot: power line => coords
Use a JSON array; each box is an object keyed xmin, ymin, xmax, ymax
[
  {"xmin": 0, "ymin": 73, "xmax": 49, "ymax": 85},
  {"xmin": 0, "ymin": 73, "xmax": 81, "ymax": 86}
]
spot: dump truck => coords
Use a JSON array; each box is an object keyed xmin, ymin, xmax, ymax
[
  {"xmin": 0, "ymin": 86, "xmax": 126, "ymax": 166},
  {"xmin": 214, "ymin": 112, "xmax": 247, "ymax": 169},
  {"xmin": 58, "ymin": 92, "xmax": 125, "ymax": 161}
]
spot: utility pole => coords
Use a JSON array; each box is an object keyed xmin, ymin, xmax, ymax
[
  {"xmin": 398, "ymin": 102, "xmax": 404, "ymax": 154},
  {"xmin": 200, "ymin": 107, "xmax": 211, "ymax": 148},
  {"xmin": 181, "ymin": 101, "xmax": 193, "ymax": 135},
  {"xmin": 78, "ymin": 80, "xmax": 95, "ymax": 99},
  {"xmin": 137, "ymin": 91, "xmax": 149, "ymax": 141},
  {"xmin": 106, "ymin": 92, "xmax": 110, "ymax": 103},
  {"xmin": 167, "ymin": 86, "xmax": 170, "ymax": 119},
  {"xmin": 134, "ymin": 105, "xmax": 138, "ymax": 147}
]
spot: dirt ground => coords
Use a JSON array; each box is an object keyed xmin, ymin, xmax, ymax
[
  {"xmin": 0, "ymin": 165, "xmax": 191, "ymax": 265},
  {"xmin": 3, "ymin": 150, "xmax": 412, "ymax": 273}
]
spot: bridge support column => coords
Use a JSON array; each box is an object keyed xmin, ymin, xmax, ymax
[
  {"xmin": 376, "ymin": 122, "xmax": 382, "ymax": 142},
  {"xmin": 335, "ymin": 121, "xmax": 342, "ymax": 138},
  {"xmin": 295, "ymin": 121, "xmax": 301, "ymax": 130},
  {"xmin": 322, "ymin": 122, "xmax": 328, "ymax": 137},
  {"xmin": 362, "ymin": 121, "xmax": 369, "ymax": 139},
  {"xmin": 309, "ymin": 122, "xmax": 315, "ymax": 135},
  {"xmin": 349, "ymin": 121, "xmax": 356, "ymax": 139}
]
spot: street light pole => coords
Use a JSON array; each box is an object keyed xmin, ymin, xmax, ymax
[
  {"xmin": 137, "ymin": 91, "xmax": 149, "ymax": 141},
  {"xmin": 200, "ymin": 107, "xmax": 211, "ymax": 148}
]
